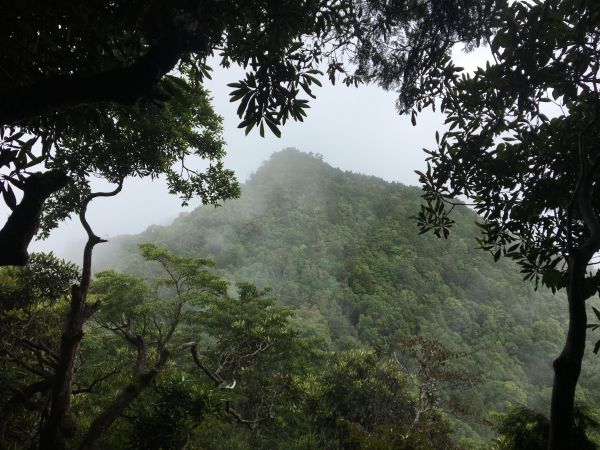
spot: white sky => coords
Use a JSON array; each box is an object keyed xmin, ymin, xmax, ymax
[{"xmin": 24, "ymin": 47, "xmax": 490, "ymax": 259}]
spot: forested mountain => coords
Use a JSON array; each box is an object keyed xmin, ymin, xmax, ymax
[{"xmin": 96, "ymin": 149, "xmax": 600, "ymax": 442}]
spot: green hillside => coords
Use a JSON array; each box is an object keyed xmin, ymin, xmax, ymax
[{"xmin": 96, "ymin": 149, "xmax": 600, "ymax": 439}]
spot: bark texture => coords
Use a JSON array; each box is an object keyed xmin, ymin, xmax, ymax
[
  {"xmin": 548, "ymin": 159, "xmax": 600, "ymax": 450},
  {"xmin": 39, "ymin": 285, "xmax": 89, "ymax": 450}
]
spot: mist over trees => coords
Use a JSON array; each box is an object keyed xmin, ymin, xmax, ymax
[
  {"xmin": 98, "ymin": 150, "xmax": 600, "ymax": 448},
  {"xmin": 0, "ymin": 0, "xmax": 497, "ymax": 267},
  {"xmin": 1, "ymin": 0, "xmax": 599, "ymax": 449}
]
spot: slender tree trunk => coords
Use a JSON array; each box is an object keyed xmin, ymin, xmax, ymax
[
  {"xmin": 78, "ymin": 349, "xmax": 171, "ymax": 450},
  {"xmin": 548, "ymin": 251, "xmax": 588, "ymax": 450},
  {"xmin": 39, "ymin": 285, "xmax": 88, "ymax": 450},
  {"xmin": 38, "ymin": 183, "xmax": 122, "ymax": 450},
  {"xmin": 40, "ymin": 232, "xmax": 99, "ymax": 449},
  {"xmin": 78, "ymin": 370, "xmax": 157, "ymax": 450}
]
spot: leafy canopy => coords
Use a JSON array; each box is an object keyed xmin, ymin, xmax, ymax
[
  {"xmin": 416, "ymin": 0, "xmax": 600, "ymax": 292},
  {"xmin": 0, "ymin": 0, "xmax": 500, "ymax": 266}
]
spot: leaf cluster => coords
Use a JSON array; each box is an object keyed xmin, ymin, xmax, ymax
[{"xmin": 416, "ymin": 0, "xmax": 600, "ymax": 290}]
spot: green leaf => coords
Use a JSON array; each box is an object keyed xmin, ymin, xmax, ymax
[
  {"xmin": 305, "ymin": 74, "xmax": 322, "ymax": 87},
  {"xmin": 265, "ymin": 119, "xmax": 281, "ymax": 138},
  {"xmin": 2, "ymin": 183, "xmax": 17, "ymax": 210},
  {"xmin": 541, "ymin": 269, "xmax": 567, "ymax": 292}
]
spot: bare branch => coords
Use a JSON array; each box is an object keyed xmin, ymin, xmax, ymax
[
  {"xmin": 73, "ymin": 368, "xmax": 120, "ymax": 395},
  {"xmin": 190, "ymin": 344, "xmax": 224, "ymax": 385}
]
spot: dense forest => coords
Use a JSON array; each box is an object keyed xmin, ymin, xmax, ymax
[
  {"xmin": 95, "ymin": 149, "xmax": 600, "ymax": 446},
  {"xmin": 2, "ymin": 0, "xmax": 600, "ymax": 449}
]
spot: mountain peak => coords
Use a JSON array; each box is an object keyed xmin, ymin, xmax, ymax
[{"xmin": 247, "ymin": 148, "xmax": 329, "ymax": 184}]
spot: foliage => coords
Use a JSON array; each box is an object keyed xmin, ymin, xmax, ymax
[
  {"xmin": 412, "ymin": 0, "xmax": 600, "ymax": 446},
  {"xmin": 0, "ymin": 244, "xmax": 314, "ymax": 449},
  {"xmin": 14, "ymin": 81, "xmax": 239, "ymax": 238},
  {"xmin": 352, "ymin": 0, "xmax": 501, "ymax": 114},
  {"xmin": 0, "ymin": 252, "xmax": 80, "ymax": 307},
  {"xmin": 0, "ymin": 0, "xmax": 499, "ymax": 134},
  {"xmin": 9, "ymin": 153, "xmax": 600, "ymax": 448},
  {"xmin": 0, "ymin": 0, "xmax": 502, "ymax": 265},
  {"xmin": 492, "ymin": 406, "xmax": 600, "ymax": 450},
  {"xmin": 0, "ymin": 253, "xmax": 78, "ymax": 449},
  {"xmin": 415, "ymin": 0, "xmax": 600, "ymax": 288},
  {"xmin": 393, "ymin": 336, "xmax": 480, "ymax": 420},
  {"xmin": 97, "ymin": 150, "xmax": 600, "ymax": 443},
  {"xmin": 129, "ymin": 380, "xmax": 207, "ymax": 450},
  {"xmin": 307, "ymin": 349, "xmax": 458, "ymax": 450}
]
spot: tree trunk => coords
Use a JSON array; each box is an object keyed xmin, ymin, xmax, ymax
[
  {"xmin": 548, "ymin": 251, "xmax": 588, "ymax": 450},
  {"xmin": 0, "ymin": 171, "xmax": 70, "ymax": 266},
  {"xmin": 78, "ymin": 350, "xmax": 170, "ymax": 450},
  {"xmin": 39, "ymin": 286, "xmax": 87, "ymax": 450},
  {"xmin": 38, "ymin": 183, "xmax": 121, "ymax": 450}
]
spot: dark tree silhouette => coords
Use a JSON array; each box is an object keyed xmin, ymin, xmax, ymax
[
  {"xmin": 0, "ymin": 0, "xmax": 499, "ymax": 266},
  {"xmin": 415, "ymin": 1, "xmax": 600, "ymax": 448}
]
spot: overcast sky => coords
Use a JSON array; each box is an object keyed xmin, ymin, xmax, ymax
[{"xmin": 24, "ymin": 47, "xmax": 489, "ymax": 259}]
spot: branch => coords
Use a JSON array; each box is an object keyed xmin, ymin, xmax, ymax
[
  {"xmin": 101, "ymin": 319, "xmax": 149, "ymax": 377},
  {"xmin": 0, "ymin": 327, "xmax": 59, "ymax": 362},
  {"xmin": 133, "ymin": 336, "xmax": 148, "ymax": 376},
  {"xmin": 189, "ymin": 344, "xmax": 267, "ymax": 429},
  {"xmin": 0, "ymin": 379, "xmax": 52, "ymax": 434},
  {"xmin": 224, "ymin": 401, "xmax": 263, "ymax": 431},
  {"xmin": 190, "ymin": 344, "xmax": 224, "ymax": 385},
  {"xmin": 40, "ymin": 180, "xmax": 124, "ymax": 448},
  {"xmin": 0, "ymin": 349, "xmax": 52, "ymax": 378},
  {"xmin": 0, "ymin": 171, "xmax": 70, "ymax": 266},
  {"xmin": 73, "ymin": 368, "xmax": 120, "ymax": 395},
  {"xmin": 0, "ymin": 35, "xmax": 191, "ymax": 126},
  {"xmin": 160, "ymin": 301, "xmax": 183, "ymax": 352},
  {"xmin": 79, "ymin": 179, "xmax": 124, "ymax": 297},
  {"xmin": 78, "ymin": 347, "xmax": 172, "ymax": 450}
]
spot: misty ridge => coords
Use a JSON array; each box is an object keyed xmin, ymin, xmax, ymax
[
  {"xmin": 94, "ymin": 149, "xmax": 600, "ymax": 442},
  {"xmin": 2, "ymin": 1, "xmax": 600, "ymax": 449}
]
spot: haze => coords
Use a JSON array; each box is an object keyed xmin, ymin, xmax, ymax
[{"xmin": 23, "ymin": 47, "xmax": 489, "ymax": 260}]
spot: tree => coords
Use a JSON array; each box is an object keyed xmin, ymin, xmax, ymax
[
  {"xmin": 306, "ymin": 349, "xmax": 458, "ymax": 450},
  {"xmin": 492, "ymin": 406, "xmax": 600, "ymax": 450},
  {"xmin": 0, "ymin": 243, "xmax": 310, "ymax": 449},
  {"xmin": 0, "ymin": 0, "xmax": 336, "ymax": 265},
  {"xmin": 75, "ymin": 244, "xmax": 228, "ymax": 450},
  {"xmin": 0, "ymin": 0, "xmax": 500, "ymax": 266},
  {"xmin": 392, "ymin": 336, "xmax": 480, "ymax": 425},
  {"xmin": 0, "ymin": 75, "xmax": 239, "ymax": 266},
  {"xmin": 0, "ymin": 253, "xmax": 80, "ymax": 449},
  {"xmin": 414, "ymin": 0, "xmax": 600, "ymax": 448}
]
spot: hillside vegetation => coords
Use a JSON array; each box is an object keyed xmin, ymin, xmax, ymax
[{"xmin": 96, "ymin": 149, "xmax": 600, "ymax": 442}]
